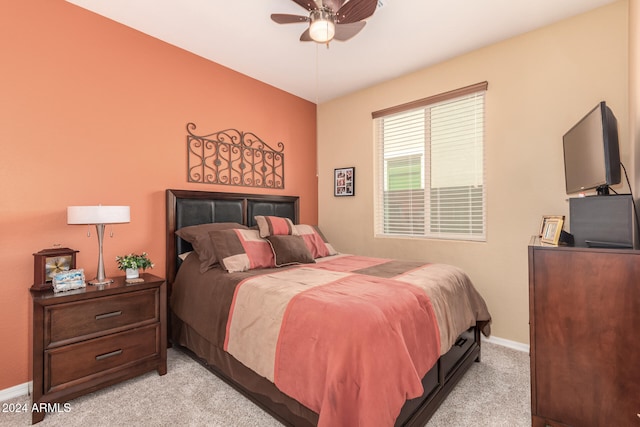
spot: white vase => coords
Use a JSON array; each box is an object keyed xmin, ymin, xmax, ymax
[{"xmin": 125, "ymin": 268, "xmax": 139, "ymax": 279}]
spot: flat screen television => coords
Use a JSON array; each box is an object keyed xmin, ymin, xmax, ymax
[{"xmin": 563, "ymin": 101, "xmax": 620, "ymax": 195}]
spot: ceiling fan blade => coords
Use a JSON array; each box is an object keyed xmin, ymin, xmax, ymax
[
  {"xmin": 335, "ymin": 0, "xmax": 377, "ymax": 24},
  {"xmin": 299, "ymin": 28, "xmax": 313, "ymax": 42},
  {"xmin": 322, "ymin": 0, "xmax": 347, "ymax": 12},
  {"xmin": 271, "ymin": 13, "xmax": 309, "ymax": 24},
  {"xmin": 290, "ymin": 0, "xmax": 317, "ymax": 12},
  {"xmin": 333, "ymin": 21, "xmax": 366, "ymax": 41}
]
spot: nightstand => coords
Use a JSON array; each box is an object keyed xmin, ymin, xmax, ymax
[{"xmin": 30, "ymin": 273, "xmax": 167, "ymax": 424}]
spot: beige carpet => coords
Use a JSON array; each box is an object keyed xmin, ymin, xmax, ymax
[{"xmin": 0, "ymin": 341, "xmax": 529, "ymax": 426}]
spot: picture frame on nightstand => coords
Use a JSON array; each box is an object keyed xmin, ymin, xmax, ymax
[{"xmin": 32, "ymin": 247, "xmax": 79, "ymax": 291}]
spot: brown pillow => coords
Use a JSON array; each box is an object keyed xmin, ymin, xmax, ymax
[
  {"xmin": 266, "ymin": 235, "xmax": 315, "ymax": 267},
  {"xmin": 175, "ymin": 222, "xmax": 247, "ymax": 273}
]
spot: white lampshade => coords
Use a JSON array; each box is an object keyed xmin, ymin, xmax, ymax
[
  {"xmin": 67, "ymin": 206, "xmax": 130, "ymax": 225},
  {"xmin": 67, "ymin": 205, "xmax": 130, "ymax": 285},
  {"xmin": 309, "ymin": 10, "xmax": 335, "ymax": 43}
]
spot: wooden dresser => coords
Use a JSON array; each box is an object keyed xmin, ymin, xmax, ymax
[
  {"xmin": 31, "ymin": 273, "xmax": 167, "ymax": 424},
  {"xmin": 528, "ymin": 244, "xmax": 640, "ymax": 427}
]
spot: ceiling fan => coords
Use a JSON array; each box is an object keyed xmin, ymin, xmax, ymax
[{"xmin": 271, "ymin": 0, "xmax": 378, "ymax": 44}]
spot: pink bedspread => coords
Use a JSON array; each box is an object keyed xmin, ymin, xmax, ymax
[
  {"xmin": 223, "ymin": 256, "xmax": 442, "ymax": 427},
  {"xmin": 275, "ymin": 275, "xmax": 440, "ymax": 427}
]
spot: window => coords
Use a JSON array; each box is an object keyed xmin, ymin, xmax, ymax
[{"xmin": 373, "ymin": 82, "xmax": 487, "ymax": 241}]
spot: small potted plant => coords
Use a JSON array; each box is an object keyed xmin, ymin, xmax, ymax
[{"xmin": 116, "ymin": 252, "xmax": 154, "ymax": 279}]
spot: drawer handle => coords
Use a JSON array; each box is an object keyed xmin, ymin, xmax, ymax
[
  {"xmin": 454, "ymin": 337, "xmax": 468, "ymax": 347},
  {"xmin": 95, "ymin": 310, "xmax": 122, "ymax": 320},
  {"xmin": 95, "ymin": 349, "xmax": 123, "ymax": 361}
]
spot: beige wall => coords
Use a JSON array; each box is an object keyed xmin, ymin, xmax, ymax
[
  {"xmin": 317, "ymin": 1, "xmax": 629, "ymax": 344},
  {"xmin": 632, "ymin": 1, "xmax": 640, "ymax": 190}
]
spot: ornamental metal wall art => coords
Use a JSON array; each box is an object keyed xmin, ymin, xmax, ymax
[{"xmin": 186, "ymin": 123, "xmax": 285, "ymax": 189}]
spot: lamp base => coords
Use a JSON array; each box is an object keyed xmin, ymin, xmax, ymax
[{"xmin": 88, "ymin": 278, "xmax": 114, "ymax": 286}]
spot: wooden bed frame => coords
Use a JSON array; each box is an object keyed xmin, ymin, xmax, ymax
[{"xmin": 165, "ymin": 189, "xmax": 482, "ymax": 426}]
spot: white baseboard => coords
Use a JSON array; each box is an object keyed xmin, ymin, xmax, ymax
[
  {"xmin": 0, "ymin": 382, "xmax": 30, "ymax": 402},
  {"xmin": 482, "ymin": 335, "xmax": 530, "ymax": 353}
]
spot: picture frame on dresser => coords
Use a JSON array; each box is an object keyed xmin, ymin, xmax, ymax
[{"xmin": 539, "ymin": 215, "xmax": 564, "ymax": 245}]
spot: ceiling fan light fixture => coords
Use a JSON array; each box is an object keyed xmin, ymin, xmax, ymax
[{"xmin": 309, "ymin": 9, "xmax": 335, "ymax": 43}]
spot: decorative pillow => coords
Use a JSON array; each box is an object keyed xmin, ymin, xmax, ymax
[
  {"xmin": 255, "ymin": 215, "xmax": 298, "ymax": 238},
  {"xmin": 266, "ymin": 235, "xmax": 315, "ymax": 267},
  {"xmin": 175, "ymin": 222, "xmax": 248, "ymax": 273},
  {"xmin": 294, "ymin": 225, "xmax": 338, "ymax": 259},
  {"xmin": 209, "ymin": 229, "xmax": 275, "ymax": 273}
]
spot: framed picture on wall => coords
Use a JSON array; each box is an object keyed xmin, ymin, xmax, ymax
[{"xmin": 334, "ymin": 167, "xmax": 355, "ymax": 197}]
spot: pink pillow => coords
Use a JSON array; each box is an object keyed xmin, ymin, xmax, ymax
[
  {"xmin": 255, "ymin": 215, "xmax": 298, "ymax": 238},
  {"xmin": 294, "ymin": 225, "xmax": 338, "ymax": 259},
  {"xmin": 209, "ymin": 229, "xmax": 275, "ymax": 273}
]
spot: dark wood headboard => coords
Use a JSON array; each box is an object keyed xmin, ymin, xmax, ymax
[{"xmin": 165, "ymin": 189, "xmax": 299, "ymax": 291}]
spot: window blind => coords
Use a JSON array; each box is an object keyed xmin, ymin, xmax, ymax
[{"xmin": 374, "ymin": 82, "xmax": 487, "ymax": 241}]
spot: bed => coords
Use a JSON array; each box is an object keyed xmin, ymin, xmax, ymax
[{"xmin": 165, "ymin": 189, "xmax": 491, "ymax": 427}]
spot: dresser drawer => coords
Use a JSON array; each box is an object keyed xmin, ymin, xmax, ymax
[
  {"xmin": 45, "ymin": 324, "xmax": 159, "ymax": 393},
  {"xmin": 46, "ymin": 288, "xmax": 158, "ymax": 347}
]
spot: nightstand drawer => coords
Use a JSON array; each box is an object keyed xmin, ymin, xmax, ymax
[
  {"xmin": 45, "ymin": 324, "xmax": 159, "ymax": 392},
  {"xmin": 46, "ymin": 288, "xmax": 158, "ymax": 347}
]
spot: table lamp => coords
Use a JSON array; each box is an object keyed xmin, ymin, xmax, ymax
[{"xmin": 67, "ymin": 205, "xmax": 130, "ymax": 285}]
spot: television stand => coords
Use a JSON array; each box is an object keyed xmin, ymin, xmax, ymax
[{"xmin": 528, "ymin": 244, "xmax": 640, "ymax": 426}]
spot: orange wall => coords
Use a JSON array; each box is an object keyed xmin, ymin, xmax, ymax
[{"xmin": 0, "ymin": 1, "xmax": 317, "ymax": 390}]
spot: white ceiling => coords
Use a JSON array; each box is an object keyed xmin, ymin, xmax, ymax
[{"xmin": 66, "ymin": 0, "xmax": 617, "ymax": 104}]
